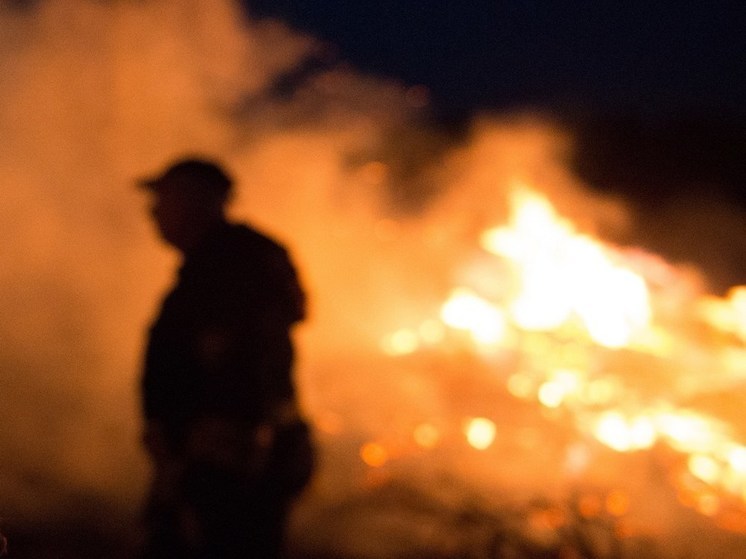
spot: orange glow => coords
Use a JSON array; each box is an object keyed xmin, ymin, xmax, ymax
[
  {"xmin": 6, "ymin": 0, "xmax": 746, "ymax": 551},
  {"xmin": 441, "ymin": 288, "xmax": 507, "ymax": 345},
  {"xmin": 464, "ymin": 417, "xmax": 497, "ymax": 450},
  {"xmin": 507, "ymin": 373, "xmax": 534, "ymax": 399},
  {"xmin": 360, "ymin": 442, "xmax": 389, "ymax": 468},
  {"xmin": 689, "ymin": 454, "xmax": 722, "ymax": 485},
  {"xmin": 315, "ymin": 411, "xmax": 344, "ymax": 435},
  {"xmin": 592, "ymin": 412, "xmax": 656, "ymax": 453},
  {"xmin": 698, "ymin": 286, "xmax": 746, "ymax": 343},
  {"xmin": 656, "ymin": 411, "xmax": 731, "ymax": 455},
  {"xmin": 418, "ymin": 319, "xmax": 446, "ymax": 345},
  {"xmin": 375, "ymin": 181, "xmax": 746, "ymax": 531},
  {"xmin": 716, "ymin": 511, "xmax": 746, "ymax": 533},
  {"xmin": 413, "ymin": 423, "xmax": 441, "ymax": 449},
  {"xmin": 381, "ymin": 328, "xmax": 420, "ymax": 356},
  {"xmin": 697, "ymin": 493, "xmax": 721, "ymax": 517},
  {"xmin": 375, "ymin": 181, "xmax": 746, "ymax": 530},
  {"xmin": 605, "ymin": 490, "xmax": 630, "ymax": 517},
  {"xmin": 481, "ymin": 187, "xmax": 651, "ymax": 348},
  {"xmin": 727, "ymin": 446, "xmax": 746, "ymax": 474},
  {"xmin": 537, "ymin": 368, "xmax": 583, "ymax": 408},
  {"xmin": 577, "ymin": 494, "xmax": 603, "ymax": 518}
]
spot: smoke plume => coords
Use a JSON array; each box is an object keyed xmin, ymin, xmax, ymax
[{"xmin": 1, "ymin": 4, "xmax": 744, "ymax": 557}]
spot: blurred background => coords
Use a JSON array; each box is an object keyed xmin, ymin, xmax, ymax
[{"xmin": 0, "ymin": 1, "xmax": 745, "ymax": 557}]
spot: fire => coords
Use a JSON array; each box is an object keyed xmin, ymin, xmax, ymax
[
  {"xmin": 413, "ymin": 422, "xmax": 441, "ymax": 449},
  {"xmin": 360, "ymin": 442, "xmax": 389, "ymax": 468},
  {"xmin": 441, "ymin": 288, "xmax": 507, "ymax": 345},
  {"xmin": 592, "ymin": 411, "xmax": 656, "ymax": 452},
  {"xmin": 698, "ymin": 286, "xmax": 746, "ymax": 343},
  {"xmin": 480, "ymin": 186, "xmax": 651, "ymax": 348},
  {"xmin": 464, "ymin": 417, "xmax": 498, "ymax": 450},
  {"xmin": 372, "ymin": 182, "xmax": 746, "ymax": 530}
]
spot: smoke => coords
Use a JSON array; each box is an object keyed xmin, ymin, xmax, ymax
[
  {"xmin": 0, "ymin": 0, "xmax": 324, "ymax": 519},
  {"xmin": 0, "ymin": 0, "xmax": 574, "ymax": 511},
  {"xmin": 1, "ymin": 3, "xmax": 744, "ymax": 556}
]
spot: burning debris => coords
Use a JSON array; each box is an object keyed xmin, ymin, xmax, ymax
[
  {"xmin": 292, "ymin": 476, "xmax": 649, "ymax": 559},
  {"xmin": 295, "ymin": 182, "xmax": 746, "ymax": 557}
]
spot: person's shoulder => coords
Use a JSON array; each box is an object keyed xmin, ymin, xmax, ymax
[
  {"xmin": 227, "ymin": 223, "xmax": 289, "ymax": 256},
  {"xmin": 223, "ymin": 223, "xmax": 289, "ymax": 263}
]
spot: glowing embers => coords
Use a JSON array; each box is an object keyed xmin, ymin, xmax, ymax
[
  {"xmin": 360, "ymin": 441, "xmax": 389, "ymax": 468},
  {"xmin": 373, "ymin": 180, "xmax": 746, "ymax": 530},
  {"xmin": 412, "ymin": 422, "xmax": 441, "ymax": 449},
  {"xmin": 587, "ymin": 405, "xmax": 746, "ymax": 515},
  {"xmin": 698, "ymin": 286, "xmax": 746, "ymax": 343},
  {"xmin": 481, "ymin": 187, "xmax": 651, "ymax": 348},
  {"xmin": 357, "ymin": 419, "xmax": 491, "ymax": 469},
  {"xmin": 590, "ymin": 406, "xmax": 735, "ymax": 456},
  {"xmin": 535, "ymin": 368, "xmax": 583, "ymax": 409},
  {"xmin": 381, "ymin": 328, "xmax": 420, "ymax": 356},
  {"xmin": 380, "ymin": 320, "xmax": 446, "ymax": 356},
  {"xmin": 574, "ymin": 489, "xmax": 630, "ymax": 519},
  {"xmin": 464, "ymin": 417, "xmax": 497, "ymax": 450},
  {"xmin": 592, "ymin": 411, "xmax": 657, "ymax": 453}
]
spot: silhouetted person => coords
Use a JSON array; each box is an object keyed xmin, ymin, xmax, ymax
[{"xmin": 137, "ymin": 157, "xmax": 314, "ymax": 559}]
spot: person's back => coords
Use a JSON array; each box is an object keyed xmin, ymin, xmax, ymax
[
  {"xmin": 143, "ymin": 222, "xmax": 304, "ymax": 437},
  {"xmin": 137, "ymin": 157, "xmax": 314, "ymax": 559}
]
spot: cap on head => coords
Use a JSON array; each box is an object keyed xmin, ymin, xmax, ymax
[{"xmin": 138, "ymin": 157, "xmax": 233, "ymax": 199}]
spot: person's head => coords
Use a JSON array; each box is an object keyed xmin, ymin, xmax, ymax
[{"xmin": 139, "ymin": 157, "xmax": 233, "ymax": 251}]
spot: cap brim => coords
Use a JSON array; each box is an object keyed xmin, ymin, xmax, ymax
[{"xmin": 136, "ymin": 176, "xmax": 162, "ymax": 191}]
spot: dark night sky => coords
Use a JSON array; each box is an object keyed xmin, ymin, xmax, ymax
[
  {"xmin": 242, "ymin": 1, "xmax": 746, "ymax": 210},
  {"xmin": 243, "ymin": 1, "xmax": 745, "ymax": 118}
]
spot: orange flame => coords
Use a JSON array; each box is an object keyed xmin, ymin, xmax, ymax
[
  {"xmin": 376, "ymin": 182, "xmax": 746, "ymax": 528},
  {"xmin": 480, "ymin": 186, "xmax": 651, "ymax": 348}
]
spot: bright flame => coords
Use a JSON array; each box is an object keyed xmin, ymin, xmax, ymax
[
  {"xmin": 464, "ymin": 417, "xmax": 497, "ymax": 450},
  {"xmin": 593, "ymin": 411, "xmax": 656, "ymax": 452},
  {"xmin": 441, "ymin": 288, "xmax": 507, "ymax": 344},
  {"xmin": 699, "ymin": 286, "xmax": 746, "ymax": 343},
  {"xmin": 377, "ymin": 181, "xmax": 746, "ymax": 529},
  {"xmin": 689, "ymin": 454, "xmax": 722, "ymax": 485},
  {"xmin": 537, "ymin": 368, "xmax": 583, "ymax": 408},
  {"xmin": 656, "ymin": 410, "xmax": 731, "ymax": 455},
  {"xmin": 481, "ymin": 187, "xmax": 651, "ymax": 348}
]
